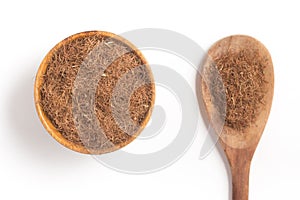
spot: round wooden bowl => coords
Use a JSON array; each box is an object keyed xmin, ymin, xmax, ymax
[{"xmin": 34, "ymin": 31, "xmax": 155, "ymax": 154}]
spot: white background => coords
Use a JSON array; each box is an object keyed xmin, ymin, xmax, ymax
[{"xmin": 0, "ymin": 0, "xmax": 299, "ymax": 199}]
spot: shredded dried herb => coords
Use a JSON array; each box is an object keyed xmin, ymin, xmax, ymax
[
  {"xmin": 205, "ymin": 48, "xmax": 268, "ymax": 131},
  {"xmin": 39, "ymin": 32, "xmax": 154, "ymax": 151}
]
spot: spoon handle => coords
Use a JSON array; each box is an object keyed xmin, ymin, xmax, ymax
[{"xmin": 231, "ymin": 158, "xmax": 251, "ymax": 200}]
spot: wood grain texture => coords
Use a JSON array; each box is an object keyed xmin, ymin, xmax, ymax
[{"xmin": 200, "ymin": 35, "xmax": 274, "ymax": 200}]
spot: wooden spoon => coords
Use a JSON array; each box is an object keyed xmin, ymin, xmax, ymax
[{"xmin": 199, "ymin": 35, "xmax": 274, "ymax": 200}]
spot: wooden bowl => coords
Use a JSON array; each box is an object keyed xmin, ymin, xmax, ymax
[{"xmin": 34, "ymin": 31, "xmax": 155, "ymax": 154}]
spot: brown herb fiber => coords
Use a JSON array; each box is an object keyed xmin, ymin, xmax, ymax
[
  {"xmin": 203, "ymin": 36, "xmax": 269, "ymax": 132},
  {"xmin": 35, "ymin": 31, "xmax": 155, "ymax": 154}
]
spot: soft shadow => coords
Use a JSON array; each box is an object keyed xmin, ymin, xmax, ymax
[
  {"xmin": 7, "ymin": 62, "xmax": 85, "ymax": 166},
  {"xmin": 217, "ymin": 139, "xmax": 233, "ymax": 200},
  {"xmin": 195, "ymin": 57, "xmax": 232, "ymax": 200}
]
